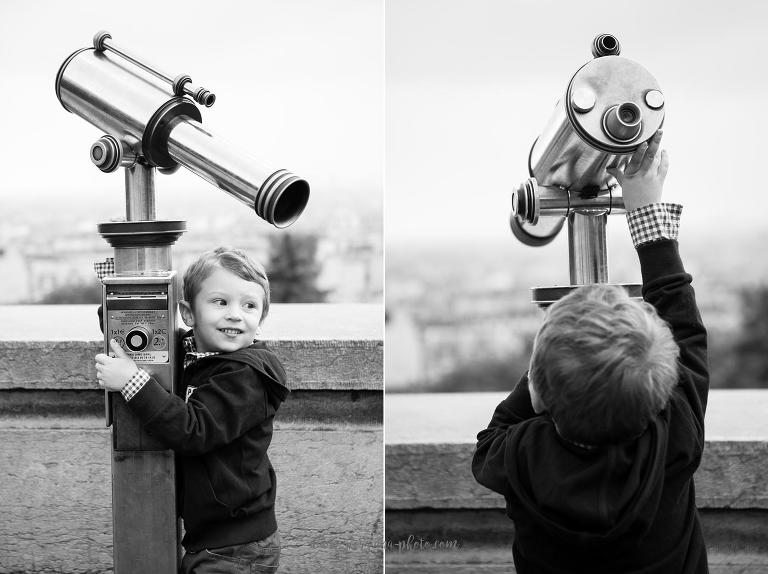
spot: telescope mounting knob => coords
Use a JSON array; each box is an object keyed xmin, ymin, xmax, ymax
[
  {"xmin": 90, "ymin": 136, "xmax": 118, "ymax": 172},
  {"xmin": 90, "ymin": 135, "xmax": 137, "ymax": 173},
  {"xmin": 93, "ymin": 30, "xmax": 111, "ymax": 51},
  {"xmin": 512, "ymin": 178, "xmax": 540, "ymax": 224}
]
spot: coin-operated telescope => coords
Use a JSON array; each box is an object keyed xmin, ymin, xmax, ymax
[
  {"xmin": 56, "ymin": 31, "xmax": 310, "ymax": 573},
  {"xmin": 509, "ymin": 34, "xmax": 664, "ymax": 306}
]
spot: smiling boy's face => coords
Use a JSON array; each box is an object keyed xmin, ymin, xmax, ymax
[{"xmin": 179, "ymin": 266, "xmax": 266, "ymax": 353}]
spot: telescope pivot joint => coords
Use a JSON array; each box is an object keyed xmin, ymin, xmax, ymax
[
  {"xmin": 90, "ymin": 135, "xmax": 137, "ymax": 173},
  {"xmin": 512, "ymin": 178, "xmax": 540, "ymax": 224}
]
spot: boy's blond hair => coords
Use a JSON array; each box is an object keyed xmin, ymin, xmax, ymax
[
  {"xmin": 528, "ymin": 284, "xmax": 679, "ymax": 445},
  {"xmin": 182, "ymin": 247, "xmax": 270, "ymax": 324}
]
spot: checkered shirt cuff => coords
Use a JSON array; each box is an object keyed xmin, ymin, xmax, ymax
[
  {"xmin": 94, "ymin": 258, "xmax": 115, "ymax": 280},
  {"xmin": 121, "ymin": 369, "xmax": 150, "ymax": 402},
  {"xmin": 626, "ymin": 203, "xmax": 682, "ymax": 248}
]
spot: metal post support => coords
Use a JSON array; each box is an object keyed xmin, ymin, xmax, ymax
[
  {"xmin": 568, "ymin": 210, "xmax": 608, "ymax": 285},
  {"xmin": 125, "ymin": 163, "xmax": 156, "ymax": 221},
  {"xmin": 104, "ymin": 161, "xmax": 182, "ymax": 574}
]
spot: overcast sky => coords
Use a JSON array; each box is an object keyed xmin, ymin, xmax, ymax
[
  {"xmin": 0, "ymin": 0, "xmax": 382, "ymax": 230},
  {"xmin": 386, "ymin": 0, "xmax": 768, "ymax": 245},
  {"xmin": 2, "ymin": 0, "xmax": 767, "ymax": 254}
]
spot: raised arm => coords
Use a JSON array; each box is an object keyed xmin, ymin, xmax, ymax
[{"xmin": 610, "ymin": 130, "xmax": 708, "ymax": 427}]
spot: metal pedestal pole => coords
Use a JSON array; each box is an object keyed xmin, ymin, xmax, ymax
[
  {"xmin": 568, "ymin": 210, "xmax": 608, "ymax": 285},
  {"xmin": 531, "ymin": 208, "xmax": 641, "ymax": 306},
  {"xmin": 100, "ymin": 163, "xmax": 183, "ymax": 573}
]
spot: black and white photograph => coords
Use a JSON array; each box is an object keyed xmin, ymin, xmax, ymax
[
  {"xmin": 385, "ymin": 1, "xmax": 768, "ymax": 572},
  {"xmin": 0, "ymin": 1, "xmax": 382, "ymax": 573},
  {"xmin": 2, "ymin": 0, "xmax": 768, "ymax": 573}
]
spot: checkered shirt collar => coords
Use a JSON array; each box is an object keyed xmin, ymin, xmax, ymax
[
  {"xmin": 94, "ymin": 258, "xmax": 115, "ymax": 280},
  {"xmin": 183, "ymin": 334, "xmax": 220, "ymax": 369}
]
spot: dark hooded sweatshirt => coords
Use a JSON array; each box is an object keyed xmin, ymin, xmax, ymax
[
  {"xmin": 125, "ymin": 338, "xmax": 290, "ymax": 551},
  {"xmin": 472, "ymin": 240, "xmax": 709, "ymax": 573}
]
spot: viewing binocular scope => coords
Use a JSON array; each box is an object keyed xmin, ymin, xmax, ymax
[{"xmin": 509, "ymin": 34, "xmax": 664, "ymax": 304}]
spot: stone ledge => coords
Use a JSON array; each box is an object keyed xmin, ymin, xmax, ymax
[
  {"xmin": 386, "ymin": 441, "xmax": 768, "ymax": 510},
  {"xmin": 0, "ymin": 304, "xmax": 383, "ymax": 391},
  {"xmin": 385, "ymin": 391, "xmax": 768, "ymax": 510},
  {"xmin": 0, "ymin": 389, "xmax": 383, "ymax": 427}
]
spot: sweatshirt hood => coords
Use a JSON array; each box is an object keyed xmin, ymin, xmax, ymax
[
  {"xmin": 226, "ymin": 343, "xmax": 291, "ymax": 403},
  {"xmin": 183, "ymin": 330, "xmax": 290, "ymax": 404},
  {"xmin": 505, "ymin": 414, "xmax": 668, "ymax": 547}
]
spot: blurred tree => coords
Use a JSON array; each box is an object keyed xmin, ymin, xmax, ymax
[
  {"xmin": 727, "ymin": 284, "xmax": 768, "ymax": 388},
  {"xmin": 37, "ymin": 280, "xmax": 102, "ymax": 304},
  {"xmin": 403, "ymin": 337, "xmax": 534, "ymax": 393},
  {"xmin": 266, "ymin": 233, "xmax": 328, "ymax": 303}
]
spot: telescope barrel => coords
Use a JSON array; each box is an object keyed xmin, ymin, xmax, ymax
[
  {"xmin": 167, "ymin": 120, "xmax": 310, "ymax": 228},
  {"xmin": 56, "ymin": 42, "xmax": 309, "ymax": 228}
]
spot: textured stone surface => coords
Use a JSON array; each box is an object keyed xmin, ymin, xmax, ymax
[
  {"xmin": 385, "ymin": 441, "xmax": 768, "ymax": 510},
  {"xmin": 0, "ymin": 339, "xmax": 382, "ymax": 392},
  {"xmin": 0, "ymin": 421, "xmax": 382, "ymax": 573}
]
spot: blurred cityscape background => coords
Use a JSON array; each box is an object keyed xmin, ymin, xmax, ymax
[
  {"xmin": 386, "ymin": 228, "xmax": 768, "ymax": 391},
  {"xmin": 0, "ymin": 193, "xmax": 382, "ymax": 306},
  {"xmin": 386, "ymin": 0, "xmax": 768, "ymax": 392}
]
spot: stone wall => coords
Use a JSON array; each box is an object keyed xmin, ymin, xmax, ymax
[{"xmin": 0, "ymin": 304, "xmax": 383, "ymax": 574}]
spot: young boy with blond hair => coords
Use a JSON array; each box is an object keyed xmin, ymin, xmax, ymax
[
  {"xmin": 473, "ymin": 131, "xmax": 710, "ymax": 573},
  {"xmin": 96, "ymin": 247, "xmax": 288, "ymax": 573}
]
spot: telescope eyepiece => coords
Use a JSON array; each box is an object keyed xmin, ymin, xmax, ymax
[
  {"xmin": 591, "ymin": 34, "xmax": 621, "ymax": 58},
  {"xmin": 195, "ymin": 88, "xmax": 216, "ymax": 108},
  {"xmin": 602, "ymin": 102, "xmax": 642, "ymax": 143}
]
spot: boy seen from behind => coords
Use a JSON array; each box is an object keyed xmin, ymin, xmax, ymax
[
  {"xmin": 96, "ymin": 247, "xmax": 288, "ymax": 574},
  {"xmin": 472, "ymin": 131, "xmax": 710, "ymax": 573}
]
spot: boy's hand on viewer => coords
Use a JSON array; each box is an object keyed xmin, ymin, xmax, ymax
[
  {"xmin": 607, "ymin": 130, "xmax": 669, "ymax": 212},
  {"xmin": 95, "ymin": 339, "xmax": 139, "ymax": 392}
]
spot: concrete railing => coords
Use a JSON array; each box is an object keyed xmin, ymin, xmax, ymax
[
  {"xmin": 386, "ymin": 392, "xmax": 768, "ymax": 574},
  {"xmin": 0, "ymin": 304, "xmax": 383, "ymax": 574}
]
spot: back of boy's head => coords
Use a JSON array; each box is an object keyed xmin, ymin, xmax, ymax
[
  {"xmin": 182, "ymin": 246, "xmax": 271, "ymax": 324},
  {"xmin": 528, "ymin": 284, "xmax": 679, "ymax": 445}
]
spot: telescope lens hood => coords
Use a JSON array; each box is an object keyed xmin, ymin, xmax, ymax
[{"xmin": 257, "ymin": 170, "xmax": 310, "ymax": 228}]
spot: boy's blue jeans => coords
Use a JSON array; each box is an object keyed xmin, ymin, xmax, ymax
[{"xmin": 180, "ymin": 530, "xmax": 280, "ymax": 573}]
